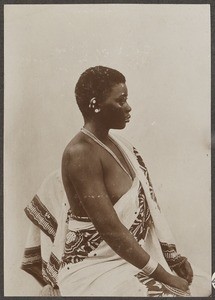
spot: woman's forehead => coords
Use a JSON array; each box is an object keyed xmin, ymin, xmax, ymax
[{"xmin": 110, "ymin": 83, "xmax": 128, "ymax": 96}]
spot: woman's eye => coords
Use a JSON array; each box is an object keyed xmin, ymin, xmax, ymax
[{"xmin": 119, "ymin": 99, "xmax": 126, "ymax": 106}]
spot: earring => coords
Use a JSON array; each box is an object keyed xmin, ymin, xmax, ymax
[
  {"xmin": 89, "ymin": 97, "xmax": 96, "ymax": 109},
  {"xmin": 89, "ymin": 97, "xmax": 101, "ymax": 113}
]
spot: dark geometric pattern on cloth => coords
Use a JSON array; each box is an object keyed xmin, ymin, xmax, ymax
[
  {"xmin": 129, "ymin": 182, "xmax": 152, "ymax": 241},
  {"xmin": 21, "ymin": 245, "xmax": 42, "ymax": 266},
  {"xmin": 21, "ymin": 245, "xmax": 47, "ymax": 286},
  {"xmin": 135, "ymin": 271, "xmax": 190, "ymax": 297},
  {"xmin": 161, "ymin": 242, "xmax": 187, "ymax": 270},
  {"xmin": 61, "ymin": 228, "xmax": 103, "ymax": 266},
  {"xmin": 160, "ymin": 242, "xmax": 177, "ymax": 256},
  {"xmin": 66, "ymin": 209, "xmax": 91, "ymax": 223},
  {"xmin": 42, "ymin": 252, "xmax": 61, "ymax": 288},
  {"xmin": 133, "ymin": 147, "xmax": 160, "ymax": 208},
  {"xmin": 24, "ymin": 195, "xmax": 58, "ymax": 242}
]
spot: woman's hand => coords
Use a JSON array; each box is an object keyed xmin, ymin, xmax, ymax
[
  {"xmin": 174, "ymin": 260, "xmax": 193, "ymax": 284},
  {"xmin": 168, "ymin": 274, "xmax": 189, "ymax": 292},
  {"xmin": 151, "ymin": 265, "xmax": 189, "ymax": 293}
]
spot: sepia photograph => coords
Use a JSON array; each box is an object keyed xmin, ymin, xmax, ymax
[{"xmin": 4, "ymin": 3, "xmax": 211, "ymax": 296}]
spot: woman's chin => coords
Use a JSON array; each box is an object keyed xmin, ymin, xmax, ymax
[{"xmin": 111, "ymin": 123, "xmax": 126, "ymax": 130}]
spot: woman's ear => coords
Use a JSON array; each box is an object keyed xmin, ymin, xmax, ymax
[{"xmin": 89, "ymin": 97, "xmax": 101, "ymax": 113}]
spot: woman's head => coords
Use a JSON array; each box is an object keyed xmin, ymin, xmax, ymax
[{"xmin": 75, "ymin": 66, "xmax": 126, "ymax": 119}]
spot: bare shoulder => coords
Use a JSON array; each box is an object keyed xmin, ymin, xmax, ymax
[{"xmin": 62, "ymin": 133, "xmax": 101, "ymax": 175}]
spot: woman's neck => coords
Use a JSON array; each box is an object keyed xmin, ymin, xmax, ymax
[{"xmin": 83, "ymin": 121, "xmax": 110, "ymax": 143}]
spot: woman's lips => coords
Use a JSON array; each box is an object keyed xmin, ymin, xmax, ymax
[{"xmin": 125, "ymin": 115, "xmax": 131, "ymax": 122}]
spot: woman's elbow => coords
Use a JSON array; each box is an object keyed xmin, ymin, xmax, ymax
[{"xmin": 97, "ymin": 221, "xmax": 126, "ymax": 243}]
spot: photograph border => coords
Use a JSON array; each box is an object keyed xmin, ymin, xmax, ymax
[{"xmin": 1, "ymin": 0, "xmax": 214, "ymax": 298}]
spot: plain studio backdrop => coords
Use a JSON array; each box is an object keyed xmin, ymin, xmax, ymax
[{"xmin": 4, "ymin": 4, "xmax": 211, "ymax": 296}]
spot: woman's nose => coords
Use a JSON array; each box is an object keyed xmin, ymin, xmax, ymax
[{"xmin": 126, "ymin": 103, "xmax": 132, "ymax": 112}]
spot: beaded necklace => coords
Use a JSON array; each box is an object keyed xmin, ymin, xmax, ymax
[{"xmin": 81, "ymin": 127, "xmax": 133, "ymax": 181}]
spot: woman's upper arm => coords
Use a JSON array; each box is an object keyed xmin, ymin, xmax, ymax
[{"xmin": 66, "ymin": 145, "xmax": 122, "ymax": 234}]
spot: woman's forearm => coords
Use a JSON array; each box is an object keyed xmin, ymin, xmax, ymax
[{"xmin": 100, "ymin": 223, "xmax": 173, "ymax": 284}]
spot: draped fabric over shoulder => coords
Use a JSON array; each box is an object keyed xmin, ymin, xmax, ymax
[{"xmin": 21, "ymin": 134, "xmax": 210, "ymax": 297}]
